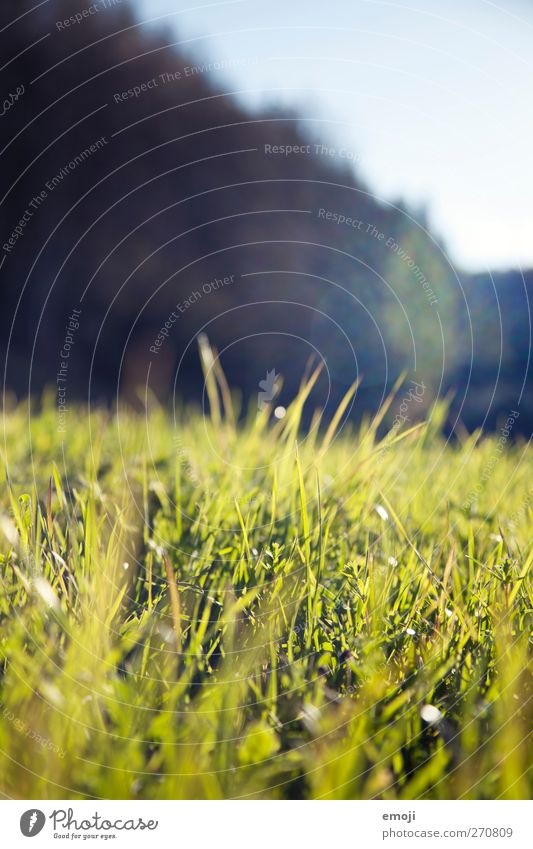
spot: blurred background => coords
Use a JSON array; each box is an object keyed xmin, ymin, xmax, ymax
[{"xmin": 1, "ymin": 0, "xmax": 531, "ymax": 432}]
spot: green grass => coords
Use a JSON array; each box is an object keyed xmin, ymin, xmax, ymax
[{"xmin": 0, "ymin": 363, "xmax": 531, "ymax": 800}]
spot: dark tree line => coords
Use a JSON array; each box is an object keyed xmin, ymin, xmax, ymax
[{"xmin": 0, "ymin": 1, "xmax": 530, "ymax": 432}]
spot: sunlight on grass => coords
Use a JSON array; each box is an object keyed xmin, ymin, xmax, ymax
[{"xmin": 0, "ymin": 357, "xmax": 531, "ymax": 800}]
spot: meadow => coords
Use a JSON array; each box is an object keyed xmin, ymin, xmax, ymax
[{"xmin": 0, "ymin": 360, "xmax": 531, "ymax": 800}]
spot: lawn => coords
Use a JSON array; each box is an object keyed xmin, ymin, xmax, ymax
[{"xmin": 0, "ymin": 361, "xmax": 531, "ymax": 799}]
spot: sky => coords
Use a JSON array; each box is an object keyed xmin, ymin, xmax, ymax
[{"xmin": 134, "ymin": 0, "xmax": 533, "ymax": 271}]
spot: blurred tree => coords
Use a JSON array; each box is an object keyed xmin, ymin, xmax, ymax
[{"xmin": 0, "ymin": 1, "xmax": 528, "ymax": 432}]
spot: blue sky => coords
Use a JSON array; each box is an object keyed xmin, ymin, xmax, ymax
[{"xmin": 134, "ymin": 0, "xmax": 533, "ymax": 271}]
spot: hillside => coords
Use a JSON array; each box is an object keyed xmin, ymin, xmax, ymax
[{"xmin": 0, "ymin": 0, "xmax": 530, "ymax": 433}]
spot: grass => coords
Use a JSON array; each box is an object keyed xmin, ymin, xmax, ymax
[{"xmin": 0, "ymin": 358, "xmax": 531, "ymax": 800}]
